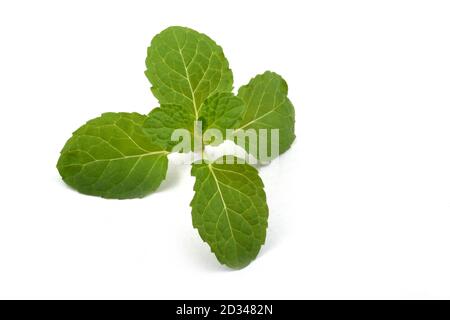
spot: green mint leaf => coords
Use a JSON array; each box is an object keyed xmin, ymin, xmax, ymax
[
  {"xmin": 145, "ymin": 26, "xmax": 233, "ymax": 122},
  {"xmin": 143, "ymin": 104, "xmax": 196, "ymax": 152},
  {"xmin": 56, "ymin": 26, "xmax": 296, "ymax": 269},
  {"xmin": 56, "ymin": 112, "xmax": 169, "ymax": 199},
  {"xmin": 235, "ymin": 71, "xmax": 296, "ymax": 160},
  {"xmin": 199, "ymin": 92, "xmax": 245, "ymax": 143},
  {"xmin": 190, "ymin": 157, "xmax": 268, "ymax": 269}
]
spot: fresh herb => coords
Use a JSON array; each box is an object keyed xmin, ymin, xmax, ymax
[{"xmin": 57, "ymin": 26, "xmax": 296, "ymax": 269}]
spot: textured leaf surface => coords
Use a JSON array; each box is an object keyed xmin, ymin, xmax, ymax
[
  {"xmin": 143, "ymin": 104, "xmax": 195, "ymax": 152},
  {"xmin": 190, "ymin": 157, "xmax": 268, "ymax": 269},
  {"xmin": 57, "ymin": 112, "xmax": 169, "ymax": 199},
  {"xmin": 145, "ymin": 26, "xmax": 233, "ymax": 121},
  {"xmin": 199, "ymin": 92, "xmax": 244, "ymax": 136},
  {"xmin": 235, "ymin": 71, "xmax": 295, "ymax": 160}
]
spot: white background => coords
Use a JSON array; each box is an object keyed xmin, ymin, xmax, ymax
[{"xmin": 0, "ymin": 0, "xmax": 449, "ymax": 299}]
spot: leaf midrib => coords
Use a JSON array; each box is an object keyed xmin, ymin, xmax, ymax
[
  {"xmin": 235, "ymin": 99, "xmax": 286, "ymax": 131},
  {"xmin": 173, "ymin": 31, "xmax": 198, "ymax": 120},
  {"xmin": 60, "ymin": 150, "xmax": 169, "ymax": 168},
  {"xmin": 208, "ymin": 164, "xmax": 237, "ymax": 244}
]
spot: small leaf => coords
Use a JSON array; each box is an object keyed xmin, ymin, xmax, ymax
[
  {"xmin": 143, "ymin": 104, "xmax": 195, "ymax": 152},
  {"xmin": 57, "ymin": 112, "xmax": 169, "ymax": 199},
  {"xmin": 234, "ymin": 71, "xmax": 296, "ymax": 160},
  {"xmin": 190, "ymin": 157, "xmax": 268, "ymax": 269},
  {"xmin": 145, "ymin": 26, "xmax": 233, "ymax": 121},
  {"xmin": 200, "ymin": 92, "xmax": 245, "ymax": 138}
]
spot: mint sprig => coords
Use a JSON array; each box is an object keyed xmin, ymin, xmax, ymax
[{"xmin": 57, "ymin": 26, "xmax": 296, "ymax": 269}]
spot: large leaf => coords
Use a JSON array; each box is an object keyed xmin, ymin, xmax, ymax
[
  {"xmin": 234, "ymin": 71, "xmax": 295, "ymax": 160},
  {"xmin": 145, "ymin": 26, "xmax": 233, "ymax": 122},
  {"xmin": 190, "ymin": 157, "xmax": 268, "ymax": 269},
  {"xmin": 57, "ymin": 112, "xmax": 169, "ymax": 199}
]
